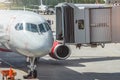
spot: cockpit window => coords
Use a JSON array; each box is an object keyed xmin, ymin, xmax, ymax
[
  {"xmin": 38, "ymin": 24, "xmax": 46, "ymax": 32},
  {"xmin": 26, "ymin": 23, "xmax": 38, "ymax": 33},
  {"xmin": 38, "ymin": 23, "xmax": 51, "ymax": 33},
  {"xmin": 15, "ymin": 23, "xmax": 23, "ymax": 31},
  {"xmin": 44, "ymin": 23, "xmax": 51, "ymax": 31}
]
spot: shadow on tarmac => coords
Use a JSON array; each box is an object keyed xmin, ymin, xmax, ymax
[{"xmin": 36, "ymin": 57, "xmax": 120, "ymax": 80}]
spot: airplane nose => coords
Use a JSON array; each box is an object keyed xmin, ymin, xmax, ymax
[
  {"xmin": 38, "ymin": 33, "xmax": 53, "ymax": 49},
  {"xmin": 35, "ymin": 31, "xmax": 53, "ymax": 55},
  {"xmin": 19, "ymin": 31, "xmax": 54, "ymax": 57}
]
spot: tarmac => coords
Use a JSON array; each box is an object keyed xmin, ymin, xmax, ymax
[
  {"xmin": 0, "ymin": 14, "xmax": 120, "ymax": 80},
  {"xmin": 0, "ymin": 44, "xmax": 120, "ymax": 80}
]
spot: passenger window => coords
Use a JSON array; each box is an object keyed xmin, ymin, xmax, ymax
[
  {"xmin": 38, "ymin": 24, "xmax": 46, "ymax": 33},
  {"xmin": 26, "ymin": 23, "xmax": 38, "ymax": 33},
  {"xmin": 78, "ymin": 20, "xmax": 84, "ymax": 29},
  {"xmin": 15, "ymin": 23, "xmax": 23, "ymax": 31}
]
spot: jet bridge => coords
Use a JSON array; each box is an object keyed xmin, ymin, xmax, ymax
[{"xmin": 56, "ymin": 3, "xmax": 120, "ymax": 47}]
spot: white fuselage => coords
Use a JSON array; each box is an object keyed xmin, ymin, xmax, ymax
[{"xmin": 0, "ymin": 10, "xmax": 54, "ymax": 57}]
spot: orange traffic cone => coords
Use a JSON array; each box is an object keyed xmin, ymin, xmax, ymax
[{"xmin": 8, "ymin": 67, "xmax": 14, "ymax": 80}]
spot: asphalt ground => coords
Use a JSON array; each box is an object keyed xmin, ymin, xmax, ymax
[{"xmin": 0, "ymin": 44, "xmax": 120, "ymax": 80}]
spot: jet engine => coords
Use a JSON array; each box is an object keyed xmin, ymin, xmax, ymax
[{"xmin": 49, "ymin": 41, "xmax": 71, "ymax": 60}]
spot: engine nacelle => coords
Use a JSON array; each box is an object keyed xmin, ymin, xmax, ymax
[{"xmin": 49, "ymin": 41, "xmax": 71, "ymax": 60}]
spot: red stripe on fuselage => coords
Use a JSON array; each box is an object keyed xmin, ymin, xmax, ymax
[{"xmin": 0, "ymin": 48, "xmax": 12, "ymax": 52}]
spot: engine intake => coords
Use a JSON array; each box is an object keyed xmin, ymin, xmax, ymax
[{"xmin": 49, "ymin": 41, "xmax": 71, "ymax": 60}]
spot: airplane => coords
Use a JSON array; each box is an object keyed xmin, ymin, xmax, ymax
[
  {"xmin": 38, "ymin": 0, "xmax": 55, "ymax": 14},
  {"xmin": 38, "ymin": 0, "xmax": 48, "ymax": 13},
  {"xmin": 0, "ymin": 10, "xmax": 71, "ymax": 79}
]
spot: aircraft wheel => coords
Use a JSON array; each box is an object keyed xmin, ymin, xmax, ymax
[
  {"xmin": 2, "ymin": 77, "xmax": 4, "ymax": 80},
  {"xmin": 23, "ymin": 70, "xmax": 37, "ymax": 79},
  {"xmin": 35, "ymin": 57, "xmax": 39, "ymax": 64},
  {"xmin": 32, "ymin": 70, "xmax": 37, "ymax": 78}
]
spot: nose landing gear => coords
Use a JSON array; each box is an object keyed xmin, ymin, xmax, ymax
[{"xmin": 23, "ymin": 57, "xmax": 37, "ymax": 79}]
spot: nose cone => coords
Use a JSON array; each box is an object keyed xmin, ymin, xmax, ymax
[
  {"xmin": 41, "ymin": 31, "xmax": 54, "ymax": 51},
  {"xmin": 28, "ymin": 31, "xmax": 54, "ymax": 57},
  {"xmin": 16, "ymin": 31, "xmax": 54, "ymax": 57}
]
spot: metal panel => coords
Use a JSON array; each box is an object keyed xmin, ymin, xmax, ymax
[
  {"xmin": 74, "ymin": 8, "xmax": 86, "ymax": 43},
  {"xmin": 84, "ymin": 9, "xmax": 90, "ymax": 43},
  {"xmin": 112, "ymin": 7, "xmax": 120, "ymax": 43},
  {"xmin": 90, "ymin": 8, "xmax": 111, "ymax": 43}
]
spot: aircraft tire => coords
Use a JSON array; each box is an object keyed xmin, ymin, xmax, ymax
[{"xmin": 33, "ymin": 70, "xmax": 37, "ymax": 78}]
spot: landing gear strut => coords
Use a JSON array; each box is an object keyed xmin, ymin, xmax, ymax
[{"xmin": 24, "ymin": 57, "xmax": 37, "ymax": 79}]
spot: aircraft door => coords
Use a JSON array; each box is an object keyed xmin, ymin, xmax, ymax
[
  {"xmin": 63, "ymin": 5, "xmax": 75, "ymax": 43},
  {"xmin": 56, "ymin": 5, "xmax": 75, "ymax": 43},
  {"xmin": 74, "ymin": 9, "xmax": 87, "ymax": 44}
]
